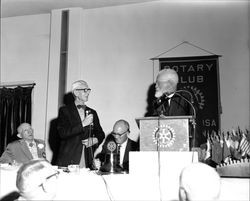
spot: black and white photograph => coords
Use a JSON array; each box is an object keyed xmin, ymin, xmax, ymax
[{"xmin": 0, "ymin": 0, "xmax": 249, "ymax": 200}]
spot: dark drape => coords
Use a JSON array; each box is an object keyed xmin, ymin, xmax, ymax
[
  {"xmin": 0, "ymin": 86, "xmax": 34, "ymax": 155},
  {"xmin": 159, "ymin": 55, "xmax": 221, "ymax": 146}
]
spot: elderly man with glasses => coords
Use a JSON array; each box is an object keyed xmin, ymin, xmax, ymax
[
  {"xmin": 56, "ymin": 80, "xmax": 105, "ymax": 169},
  {"xmin": 96, "ymin": 119, "xmax": 139, "ymax": 172},
  {"xmin": 16, "ymin": 159, "xmax": 59, "ymax": 201}
]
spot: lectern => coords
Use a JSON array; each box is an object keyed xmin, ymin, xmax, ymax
[{"xmin": 136, "ymin": 116, "xmax": 192, "ymax": 151}]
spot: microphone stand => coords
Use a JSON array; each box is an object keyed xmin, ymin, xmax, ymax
[
  {"xmin": 86, "ymin": 110, "xmax": 96, "ymax": 170},
  {"xmin": 175, "ymin": 91, "xmax": 197, "ymax": 149}
]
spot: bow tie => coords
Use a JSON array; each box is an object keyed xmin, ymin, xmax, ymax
[
  {"xmin": 29, "ymin": 142, "xmax": 34, "ymax": 147},
  {"xmin": 77, "ymin": 105, "xmax": 85, "ymax": 110}
]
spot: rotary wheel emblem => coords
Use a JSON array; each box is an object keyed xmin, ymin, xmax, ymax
[
  {"xmin": 107, "ymin": 141, "xmax": 116, "ymax": 152},
  {"xmin": 183, "ymin": 86, "xmax": 205, "ymax": 110},
  {"xmin": 152, "ymin": 125, "xmax": 176, "ymax": 148}
]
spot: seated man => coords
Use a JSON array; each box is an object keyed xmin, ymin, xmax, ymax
[
  {"xmin": 16, "ymin": 159, "xmax": 59, "ymax": 200},
  {"xmin": 179, "ymin": 162, "xmax": 221, "ymax": 201},
  {"xmin": 96, "ymin": 119, "xmax": 139, "ymax": 172},
  {"xmin": 0, "ymin": 123, "xmax": 46, "ymax": 164}
]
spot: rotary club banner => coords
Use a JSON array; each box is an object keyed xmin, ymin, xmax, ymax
[{"xmin": 159, "ymin": 55, "xmax": 221, "ymax": 146}]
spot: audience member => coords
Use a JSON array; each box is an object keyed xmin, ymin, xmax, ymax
[
  {"xmin": 96, "ymin": 119, "xmax": 139, "ymax": 172},
  {"xmin": 56, "ymin": 80, "xmax": 105, "ymax": 169},
  {"xmin": 16, "ymin": 159, "xmax": 59, "ymax": 200},
  {"xmin": 179, "ymin": 162, "xmax": 221, "ymax": 201},
  {"xmin": 0, "ymin": 123, "xmax": 46, "ymax": 165}
]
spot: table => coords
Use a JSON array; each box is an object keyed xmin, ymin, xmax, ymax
[{"xmin": 1, "ymin": 165, "xmax": 249, "ymax": 201}]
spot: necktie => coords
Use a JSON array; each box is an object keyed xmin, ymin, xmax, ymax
[
  {"xmin": 164, "ymin": 97, "xmax": 170, "ymax": 115},
  {"xmin": 29, "ymin": 142, "xmax": 33, "ymax": 147},
  {"xmin": 117, "ymin": 144, "xmax": 121, "ymax": 165}
]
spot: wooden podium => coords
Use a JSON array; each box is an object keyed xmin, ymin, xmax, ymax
[{"xmin": 136, "ymin": 116, "xmax": 192, "ymax": 151}]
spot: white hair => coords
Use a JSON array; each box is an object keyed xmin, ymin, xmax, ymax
[
  {"xmin": 157, "ymin": 69, "xmax": 179, "ymax": 84},
  {"xmin": 71, "ymin": 80, "xmax": 88, "ymax": 92}
]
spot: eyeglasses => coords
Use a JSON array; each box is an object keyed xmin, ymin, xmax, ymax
[
  {"xmin": 38, "ymin": 171, "xmax": 60, "ymax": 187},
  {"xmin": 46, "ymin": 171, "xmax": 60, "ymax": 180},
  {"xmin": 75, "ymin": 88, "xmax": 91, "ymax": 93},
  {"xmin": 112, "ymin": 130, "xmax": 128, "ymax": 137}
]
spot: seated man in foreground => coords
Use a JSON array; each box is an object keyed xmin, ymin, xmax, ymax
[
  {"xmin": 179, "ymin": 162, "xmax": 221, "ymax": 201},
  {"xmin": 16, "ymin": 159, "xmax": 59, "ymax": 201},
  {"xmin": 0, "ymin": 123, "xmax": 46, "ymax": 164},
  {"xmin": 96, "ymin": 119, "xmax": 139, "ymax": 172}
]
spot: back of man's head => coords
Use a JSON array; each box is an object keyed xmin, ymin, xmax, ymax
[
  {"xmin": 16, "ymin": 159, "xmax": 58, "ymax": 200},
  {"xmin": 179, "ymin": 162, "xmax": 221, "ymax": 201}
]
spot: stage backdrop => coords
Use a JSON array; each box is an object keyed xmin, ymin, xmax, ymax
[{"xmin": 159, "ymin": 55, "xmax": 221, "ymax": 146}]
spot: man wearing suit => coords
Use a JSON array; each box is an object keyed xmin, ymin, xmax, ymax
[
  {"xmin": 56, "ymin": 80, "xmax": 105, "ymax": 169},
  {"xmin": 0, "ymin": 123, "xmax": 46, "ymax": 164},
  {"xmin": 96, "ymin": 119, "xmax": 139, "ymax": 172},
  {"xmin": 153, "ymin": 68, "xmax": 193, "ymax": 116},
  {"xmin": 152, "ymin": 69, "xmax": 201, "ymax": 147}
]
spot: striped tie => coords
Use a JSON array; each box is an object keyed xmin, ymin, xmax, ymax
[{"xmin": 117, "ymin": 144, "xmax": 121, "ymax": 165}]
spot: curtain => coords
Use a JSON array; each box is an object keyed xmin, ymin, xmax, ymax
[{"xmin": 0, "ymin": 85, "xmax": 34, "ymax": 155}]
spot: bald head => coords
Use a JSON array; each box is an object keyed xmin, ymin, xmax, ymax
[
  {"xmin": 155, "ymin": 69, "xmax": 179, "ymax": 97},
  {"xmin": 16, "ymin": 159, "xmax": 58, "ymax": 199},
  {"xmin": 17, "ymin": 123, "xmax": 34, "ymax": 142},
  {"xmin": 179, "ymin": 163, "xmax": 221, "ymax": 201},
  {"xmin": 112, "ymin": 120, "xmax": 130, "ymax": 144}
]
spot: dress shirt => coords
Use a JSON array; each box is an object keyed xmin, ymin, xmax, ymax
[
  {"xmin": 25, "ymin": 140, "xmax": 38, "ymax": 159},
  {"xmin": 167, "ymin": 93, "xmax": 175, "ymax": 106},
  {"xmin": 119, "ymin": 139, "xmax": 128, "ymax": 166},
  {"xmin": 76, "ymin": 104, "xmax": 86, "ymax": 125}
]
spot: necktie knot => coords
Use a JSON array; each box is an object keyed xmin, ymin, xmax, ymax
[{"xmin": 29, "ymin": 142, "xmax": 34, "ymax": 147}]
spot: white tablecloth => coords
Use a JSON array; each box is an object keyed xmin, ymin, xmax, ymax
[{"xmin": 1, "ymin": 166, "xmax": 249, "ymax": 201}]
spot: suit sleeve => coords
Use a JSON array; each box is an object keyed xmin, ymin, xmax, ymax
[
  {"xmin": 92, "ymin": 110, "xmax": 105, "ymax": 146},
  {"xmin": 0, "ymin": 143, "xmax": 15, "ymax": 164},
  {"xmin": 57, "ymin": 106, "xmax": 86, "ymax": 140}
]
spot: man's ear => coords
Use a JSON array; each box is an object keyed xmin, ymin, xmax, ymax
[
  {"xmin": 72, "ymin": 90, "xmax": 77, "ymax": 97},
  {"xmin": 41, "ymin": 180, "xmax": 52, "ymax": 194},
  {"xmin": 179, "ymin": 187, "xmax": 188, "ymax": 201}
]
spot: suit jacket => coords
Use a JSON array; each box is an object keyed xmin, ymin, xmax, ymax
[
  {"xmin": 56, "ymin": 104, "xmax": 105, "ymax": 168},
  {"xmin": 152, "ymin": 92, "xmax": 193, "ymax": 116},
  {"xmin": 152, "ymin": 91, "xmax": 202, "ymax": 147},
  {"xmin": 96, "ymin": 134, "xmax": 139, "ymax": 172},
  {"xmin": 0, "ymin": 139, "xmax": 46, "ymax": 164}
]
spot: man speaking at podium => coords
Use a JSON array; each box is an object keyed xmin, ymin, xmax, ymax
[
  {"xmin": 151, "ymin": 68, "xmax": 200, "ymax": 147},
  {"xmin": 152, "ymin": 68, "xmax": 194, "ymax": 117}
]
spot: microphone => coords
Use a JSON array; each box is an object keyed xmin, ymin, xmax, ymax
[
  {"xmin": 107, "ymin": 141, "xmax": 117, "ymax": 153},
  {"xmin": 175, "ymin": 89, "xmax": 194, "ymax": 104},
  {"xmin": 174, "ymin": 90, "xmax": 196, "ymax": 118},
  {"xmin": 86, "ymin": 110, "xmax": 94, "ymax": 126},
  {"xmin": 154, "ymin": 93, "xmax": 170, "ymax": 108},
  {"xmin": 174, "ymin": 90, "xmax": 197, "ymax": 147}
]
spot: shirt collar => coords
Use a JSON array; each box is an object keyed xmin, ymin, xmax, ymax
[{"xmin": 167, "ymin": 92, "xmax": 175, "ymax": 98}]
